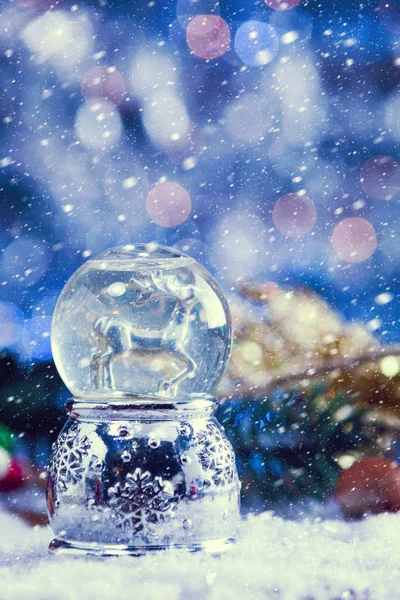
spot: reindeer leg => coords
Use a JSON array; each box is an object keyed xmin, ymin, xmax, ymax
[
  {"xmin": 92, "ymin": 347, "xmax": 114, "ymax": 389},
  {"xmin": 158, "ymin": 348, "xmax": 196, "ymax": 394},
  {"xmin": 102, "ymin": 348, "xmax": 115, "ymax": 389},
  {"xmin": 92, "ymin": 348, "xmax": 108, "ymax": 388}
]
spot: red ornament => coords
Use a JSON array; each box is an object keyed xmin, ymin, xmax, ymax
[
  {"xmin": 0, "ymin": 458, "xmax": 25, "ymax": 492},
  {"xmin": 335, "ymin": 456, "xmax": 400, "ymax": 519}
]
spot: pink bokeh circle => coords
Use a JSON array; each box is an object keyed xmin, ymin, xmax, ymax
[
  {"xmin": 186, "ymin": 15, "xmax": 231, "ymax": 60},
  {"xmin": 332, "ymin": 217, "xmax": 377, "ymax": 263},
  {"xmin": 147, "ymin": 181, "xmax": 191, "ymax": 228},
  {"xmin": 272, "ymin": 192, "xmax": 317, "ymax": 238},
  {"xmin": 265, "ymin": 0, "xmax": 302, "ymax": 11},
  {"xmin": 81, "ymin": 66, "xmax": 126, "ymax": 107}
]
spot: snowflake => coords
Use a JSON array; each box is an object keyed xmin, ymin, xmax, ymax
[
  {"xmin": 108, "ymin": 468, "xmax": 181, "ymax": 539},
  {"xmin": 49, "ymin": 424, "xmax": 91, "ymax": 492},
  {"xmin": 197, "ymin": 422, "xmax": 236, "ymax": 488}
]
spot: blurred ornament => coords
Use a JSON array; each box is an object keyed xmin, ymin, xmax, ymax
[
  {"xmin": 331, "ymin": 218, "xmax": 377, "ymax": 264},
  {"xmin": 0, "ymin": 455, "xmax": 24, "ymax": 492},
  {"xmin": 0, "ymin": 413, "xmax": 23, "ymax": 494},
  {"xmin": 186, "ymin": 15, "xmax": 231, "ymax": 60},
  {"xmin": 0, "ymin": 434, "xmax": 24, "ymax": 493},
  {"xmin": 0, "ymin": 424, "xmax": 15, "ymax": 454},
  {"xmin": 272, "ymin": 192, "xmax": 316, "ymax": 239},
  {"xmin": 335, "ymin": 457, "xmax": 400, "ymax": 519}
]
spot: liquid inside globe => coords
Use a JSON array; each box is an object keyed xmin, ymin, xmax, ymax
[{"xmin": 51, "ymin": 243, "xmax": 232, "ymax": 400}]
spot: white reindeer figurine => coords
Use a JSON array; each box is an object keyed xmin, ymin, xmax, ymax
[{"xmin": 90, "ymin": 271, "xmax": 198, "ymax": 395}]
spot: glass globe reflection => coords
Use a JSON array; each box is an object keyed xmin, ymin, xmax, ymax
[{"xmin": 51, "ymin": 243, "xmax": 232, "ymax": 400}]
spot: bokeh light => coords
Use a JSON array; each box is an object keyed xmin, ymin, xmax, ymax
[
  {"xmin": 186, "ymin": 15, "xmax": 231, "ymax": 60},
  {"xmin": 143, "ymin": 91, "xmax": 191, "ymax": 149},
  {"xmin": 380, "ymin": 355, "xmax": 400, "ymax": 378},
  {"xmin": 273, "ymin": 54, "xmax": 325, "ymax": 147},
  {"xmin": 0, "ymin": 238, "xmax": 51, "ymax": 287},
  {"xmin": 265, "ymin": 0, "xmax": 302, "ymax": 10},
  {"xmin": 225, "ymin": 93, "xmax": 278, "ymax": 144},
  {"xmin": 103, "ymin": 155, "xmax": 149, "ymax": 230},
  {"xmin": 332, "ymin": 217, "xmax": 377, "ymax": 263},
  {"xmin": 272, "ymin": 193, "xmax": 316, "ymax": 238},
  {"xmin": 379, "ymin": 1, "xmax": 400, "ymax": 35},
  {"xmin": 385, "ymin": 94, "xmax": 400, "ymax": 141},
  {"xmin": 360, "ymin": 156, "xmax": 400, "ymax": 200},
  {"xmin": 146, "ymin": 181, "xmax": 192, "ymax": 227},
  {"xmin": 211, "ymin": 211, "xmax": 269, "ymax": 281},
  {"xmin": 235, "ymin": 20, "xmax": 279, "ymax": 67},
  {"xmin": 32, "ymin": 293, "xmax": 59, "ymax": 317},
  {"xmin": 174, "ymin": 238, "xmax": 211, "ymax": 266},
  {"xmin": 75, "ymin": 100, "xmax": 123, "ymax": 151},
  {"xmin": 21, "ymin": 316, "xmax": 52, "ymax": 361},
  {"xmin": 0, "ymin": 303, "xmax": 24, "ymax": 350},
  {"xmin": 269, "ymin": 8, "xmax": 312, "ymax": 46},
  {"xmin": 131, "ymin": 50, "xmax": 178, "ymax": 100},
  {"xmin": 81, "ymin": 66, "xmax": 126, "ymax": 107},
  {"xmin": 22, "ymin": 11, "xmax": 93, "ymax": 73}
]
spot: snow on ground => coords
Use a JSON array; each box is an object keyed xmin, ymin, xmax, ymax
[{"xmin": 1, "ymin": 502, "xmax": 400, "ymax": 600}]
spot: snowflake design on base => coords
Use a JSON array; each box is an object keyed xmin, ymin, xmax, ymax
[
  {"xmin": 49, "ymin": 424, "xmax": 91, "ymax": 493},
  {"xmin": 197, "ymin": 422, "xmax": 236, "ymax": 488},
  {"xmin": 108, "ymin": 468, "xmax": 181, "ymax": 540}
]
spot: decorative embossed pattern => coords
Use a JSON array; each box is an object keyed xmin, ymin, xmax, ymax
[
  {"xmin": 197, "ymin": 422, "xmax": 236, "ymax": 488},
  {"xmin": 108, "ymin": 468, "xmax": 181, "ymax": 539},
  {"xmin": 49, "ymin": 424, "xmax": 91, "ymax": 492}
]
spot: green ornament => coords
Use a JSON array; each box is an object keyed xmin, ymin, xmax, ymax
[{"xmin": 0, "ymin": 423, "xmax": 15, "ymax": 454}]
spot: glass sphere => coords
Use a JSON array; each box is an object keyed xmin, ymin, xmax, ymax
[{"xmin": 51, "ymin": 243, "xmax": 232, "ymax": 400}]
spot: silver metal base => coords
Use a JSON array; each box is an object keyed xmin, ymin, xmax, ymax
[
  {"xmin": 47, "ymin": 397, "xmax": 240, "ymax": 554},
  {"xmin": 49, "ymin": 537, "xmax": 235, "ymax": 557}
]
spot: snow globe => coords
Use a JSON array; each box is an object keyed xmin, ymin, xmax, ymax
[{"xmin": 47, "ymin": 243, "xmax": 240, "ymax": 555}]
